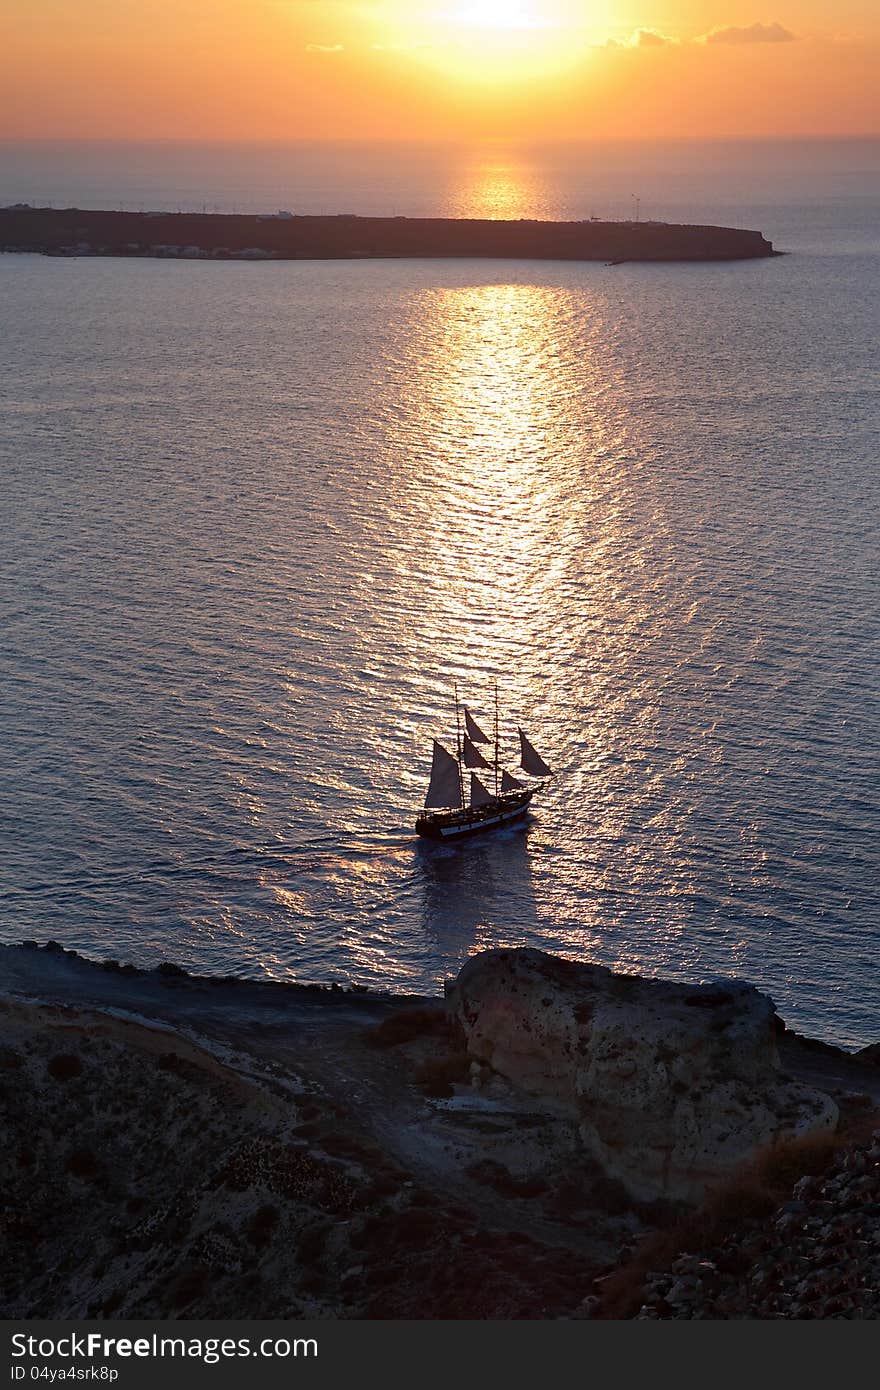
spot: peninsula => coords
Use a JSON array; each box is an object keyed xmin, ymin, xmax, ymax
[{"xmin": 0, "ymin": 206, "xmax": 775, "ymax": 264}]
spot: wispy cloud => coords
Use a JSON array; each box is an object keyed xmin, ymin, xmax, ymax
[
  {"xmin": 605, "ymin": 29, "xmax": 676, "ymax": 49},
  {"xmin": 633, "ymin": 28, "xmax": 672, "ymax": 47},
  {"xmin": 603, "ymin": 20, "xmax": 800, "ymax": 51},
  {"xmin": 701, "ymin": 21, "xmax": 797, "ymax": 45},
  {"xmin": 305, "ymin": 43, "xmax": 345, "ymax": 53}
]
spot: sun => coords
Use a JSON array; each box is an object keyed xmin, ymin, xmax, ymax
[
  {"xmin": 379, "ymin": 1, "xmax": 584, "ymax": 88},
  {"xmin": 452, "ymin": 1, "xmax": 544, "ymax": 28}
]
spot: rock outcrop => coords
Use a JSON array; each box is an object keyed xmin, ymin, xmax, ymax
[{"xmin": 446, "ymin": 949, "xmax": 838, "ymax": 1203}]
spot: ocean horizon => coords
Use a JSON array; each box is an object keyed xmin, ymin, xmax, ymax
[{"xmin": 3, "ymin": 134, "xmax": 880, "ymax": 234}]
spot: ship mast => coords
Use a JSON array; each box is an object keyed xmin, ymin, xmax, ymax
[{"xmin": 453, "ymin": 682, "xmax": 465, "ymax": 809}]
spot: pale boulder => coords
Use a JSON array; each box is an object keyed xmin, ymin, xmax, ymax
[{"xmin": 446, "ymin": 948, "xmax": 837, "ymax": 1203}]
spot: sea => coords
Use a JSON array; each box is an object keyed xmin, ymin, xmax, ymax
[{"xmin": 1, "ymin": 138, "xmax": 878, "ymax": 1047}]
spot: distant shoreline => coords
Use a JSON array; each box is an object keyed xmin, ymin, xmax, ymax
[
  {"xmin": 0, "ymin": 937, "xmax": 873, "ymax": 1055},
  {"xmin": 0, "ymin": 205, "xmax": 775, "ymax": 263}
]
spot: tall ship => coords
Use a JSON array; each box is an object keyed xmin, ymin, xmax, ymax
[{"xmin": 415, "ymin": 688, "xmax": 553, "ymax": 840}]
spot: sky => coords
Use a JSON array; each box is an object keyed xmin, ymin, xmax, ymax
[{"xmin": 1, "ymin": 1, "xmax": 878, "ymax": 142}]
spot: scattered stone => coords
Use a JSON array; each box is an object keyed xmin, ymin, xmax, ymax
[{"xmin": 634, "ymin": 1138, "xmax": 880, "ymax": 1319}]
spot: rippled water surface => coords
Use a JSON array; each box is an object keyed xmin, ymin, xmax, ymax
[{"xmin": 1, "ymin": 144, "xmax": 878, "ymax": 1045}]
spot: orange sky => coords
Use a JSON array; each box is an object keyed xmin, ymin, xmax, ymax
[{"xmin": 2, "ymin": 1, "xmax": 878, "ymax": 141}]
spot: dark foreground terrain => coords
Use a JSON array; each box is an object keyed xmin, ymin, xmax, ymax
[
  {"xmin": 0, "ymin": 942, "xmax": 876, "ymax": 1319},
  {"xmin": 0, "ymin": 206, "xmax": 775, "ymax": 263}
]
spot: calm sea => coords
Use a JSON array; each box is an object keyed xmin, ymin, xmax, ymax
[{"xmin": 1, "ymin": 140, "xmax": 878, "ymax": 1046}]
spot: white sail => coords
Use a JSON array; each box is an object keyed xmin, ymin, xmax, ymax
[
  {"xmin": 425, "ymin": 740, "xmax": 462, "ymax": 808},
  {"xmin": 519, "ymin": 729, "xmax": 553, "ymax": 778},
  {"xmin": 462, "ymin": 734, "xmax": 491, "ymax": 769},
  {"xmin": 470, "ymin": 773, "xmax": 495, "ymax": 807},
  {"xmin": 500, "ymin": 769, "xmax": 524, "ymax": 793},
  {"xmin": 464, "ymin": 708, "xmax": 491, "ymax": 744}
]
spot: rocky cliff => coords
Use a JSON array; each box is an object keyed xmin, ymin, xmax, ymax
[
  {"xmin": 447, "ymin": 949, "xmax": 837, "ymax": 1202},
  {"xmin": 1, "ymin": 942, "xmax": 876, "ymax": 1318}
]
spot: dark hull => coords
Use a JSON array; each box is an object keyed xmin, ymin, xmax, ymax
[{"xmin": 415, "ymin": 789, "xmax": 534, "ymax": 840}]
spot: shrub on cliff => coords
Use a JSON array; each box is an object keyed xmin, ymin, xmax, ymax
[
  {"xmin": 47, "ymin": 1053, "xmax": 82, "ymax": 1082},
  {"xmin": 366, "ymin": 1006, "xmax": 448, "ymax": 1049}
]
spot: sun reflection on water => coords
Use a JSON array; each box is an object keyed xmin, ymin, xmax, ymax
[
  {"xmin": 227, "ymin": 253, "xmax": 715, "ymax": 987},
  {"xmin": 369, "ymin": 265, "xmax": 743, "ymax": 979},
  {"xmin": 443, "ymin": 150, "xmax": 559, "ymax": 220},
  {"xmin": 364, "ymin": 272, "xmax": 628, "ymax": 969},
  {"xmin": 397, "ymin": 277, "xmax": 613, "ymax": 687}
]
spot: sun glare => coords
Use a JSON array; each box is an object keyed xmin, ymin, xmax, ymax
[
  {"xmin": 382, "ymin": 0, "xmax": 585, "ymax": 88},
  {"xmin": 452, "ymin": 1, "xmax": 544, "ymax": 28}
]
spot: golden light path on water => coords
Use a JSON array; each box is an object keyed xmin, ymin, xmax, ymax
[
  {"xmin": 292, "ymin": 192, "xmax": 742, "ymax": 988},
  {"xmin": 439, "ymin": 296, "xmax": 692, "ymax": 970},
  {"xmin": 449, "ymin": 160, "xmax": 541, "ymax": 219}
]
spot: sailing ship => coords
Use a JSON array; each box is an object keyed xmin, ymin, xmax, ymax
[{"xmin": 415, "ymin": 688, "xmax": 553, "ymax": 840}]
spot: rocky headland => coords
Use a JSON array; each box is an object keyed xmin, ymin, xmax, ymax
[
  {"xmin": 448, "ymin": 949, "xmax": 838, "ymax": 1203},
  {"xmin": 1, "ymin": 941, "xmax": 876, "ymax": 1319},
  {"xmin": 0, "ymin": 206, "xmax": 776, "ymax": 263}
]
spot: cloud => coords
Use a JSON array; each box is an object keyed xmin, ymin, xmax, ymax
[
  {"xmin": 605, "ymin": 29, "xmax": 674, "ymax": 49},
  {"xmin": 701, "ymin": 21, "xmax": 797, "ymax": 45},
  {"xmin": 305, "ymin": 44, "xmax": 344, "ymax": 53},
  {"xmin": 632, "ymin": 29, "xmax": 673, "ymax": 47},
  {"xmin": 603, "ymin": 20, "xmax": 800, "ymax": 51}
]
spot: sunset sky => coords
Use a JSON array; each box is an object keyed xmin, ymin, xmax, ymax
[{"xmin": 2, "ymin": 1, "xmax": 878, "ymax": 141}]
